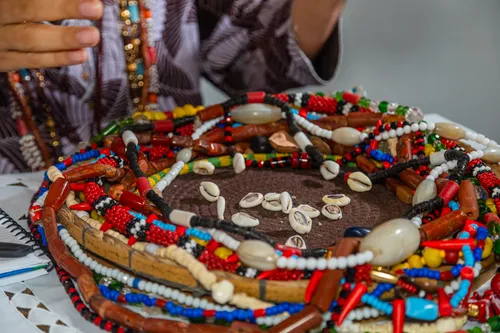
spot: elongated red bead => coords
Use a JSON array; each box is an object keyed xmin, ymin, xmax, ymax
[
  {"xmin": 337, "ymin": 283, "xmax": 367, "ymax": 325},
  {"xmin": 421, "ymin": 239, "xmax": 475, "ymax": 250},
  {"xmin": 119, "ymin": 190, "xmax": 145, "ymax": 211},
  {"xmin": 392, "ymin": 299, "xmax": 405, "ymax": 333}
]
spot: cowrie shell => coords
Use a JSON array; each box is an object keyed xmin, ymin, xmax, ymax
[
  {"xmin": 262, "ymin": 200, "xmax": 282, "ymax": 211},
  {"xmin": 347, "ymin": 172, "xmax": 372, "ymax": 192},
  {"xmin": 297, "ymin": 204, "xmax": 320, "ymax": 218},
  {"xmin": 239, "ymin": 193, "xmax": 264, "ymax": 208},
  {"xmin": 217, "ymin": 196, "xmax": 226, "ymax": 219},
  {"xmin": 200, "ymin": 181, "xmax": 220, "ymax": 202},
  {"xmin": 320, "ymin": 160, "xmax": 340, "ymax": 180},
  {"xmin": 231, "ymin": 212, "xmax": 260, "ymax": 227},
  {"xmin": 233, "ymin": 153, "xmax": 246, "ymax": 174},
  {"xmin": 322, "ymin": 194, "xmax": 351, "ymax": 207},
  {"xmin": 285, "ymin": 235, "xmax": 307, "ymax": 249},
  {"xmin": 264, "ymin": 193, "xmax": 280, "ymax": 201},
  {"xmin": 280, "ymin": 192, "xmax": 293, "ymax": 214},
  {"xmin": 289, "ymin": 208, "xmax": 312, "ymax": 234},
  {"xmin": 321, "ymin": 204, "xmax": 342, "ymax": 220},
  {"xmin": 193, "ymin": 160, "xmax": 215, "ymax": 175}
]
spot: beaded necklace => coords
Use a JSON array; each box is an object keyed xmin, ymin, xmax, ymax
[{"xmin": 27, "ymin": 89, "xmax": 500, "ymax": 333}]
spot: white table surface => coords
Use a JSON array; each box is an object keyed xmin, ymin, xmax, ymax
[{"xmin": 0, "ymin": 114, "xmax": 491, "ymax": 332}]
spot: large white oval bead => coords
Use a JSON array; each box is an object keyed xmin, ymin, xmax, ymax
[
  {"xmin": 231, "ymin": 104, "xmax": 282, "ymax": 124},
  {"xmin": 359, "ymin": 218, "xmax": 420, "ymax": 266},
  {"xmin": 237, "ymin": 240, "xmax": 278, "ymax": 271},
  {"xmin": 434, "ymin": 122, "xmax": 466, "ymax": 140},
  {"xmin": 412, "ymin": 179, "xmax": 437, "ymax": 206},
  {"xmin": 483, "ymin": 146, "xmax": 500, "ymax": 163},
  {"xmin": 331, "ymin": 127, "xmax": 362, "ymax": 146}
]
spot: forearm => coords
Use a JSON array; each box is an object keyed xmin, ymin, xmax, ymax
[{"xmin": 291, "ymin": 0, "xmax": 345, "ymax": 59}]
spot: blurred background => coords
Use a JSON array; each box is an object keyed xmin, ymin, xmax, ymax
[{"xmin": 201, "ymin": 0, "xmax": 500, "ymax": 141}]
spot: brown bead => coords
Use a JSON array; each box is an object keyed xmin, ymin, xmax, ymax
[
  {"xmin": 413, "ymin": 277, "xmax": 441, "ymax": 293},
  {"xmin": 398, "ymin": 169, "xmax": 424, "ymax": 190},
  {"xmin": 382, "ymin": 114, "xmax": 405, "ymax": 124},
  {"xmin": 65, "ymin": 164, "xmax": 117, "ymax": 182},
  {"xmin": 196, "ymin": 104, "xmax": 224, "ymax": 122},
  {"xmin": 458, "ymin": 180, "xmax": 479, "ymax": 220},
  {"xmin": 355, "ymin": 155, "xmax": 380, "ymax": 173},
  {"xmin": 193, "ymin": 139, "xmax": 228, "ymax": 156},
  {"xmin": 328, "ymin": 142, "xmax": 354, "ymax": 156},
  {"xmin": 44, "ymin": 178, "xmax": 70, "ymax": 211},
  {"xmin": 201, "ymin": 121, "xmax": 289, "ymax": 144},
  {"xmin": 435, "ymin": 178, "xmax": 448, "ymax": 193},
  {"xmin": 151, "ymin": 134, "xmax": 172, "ymax": 147},
  {"xmin": 103, "ymin": 134, "xmax": 117, "ymax": 148},
  {"xmin": 268, "ymin": 130, "xmax": 299, "ymax": 153},
  {"xmin": 268, "ymin": 304, "xmax": 323, "ymax": 333},
  {"xmin": 147, "ymin": 158, "xmax": 177, "ymax": 174},
  {"xmin": 310, "ymin": 238, "xmax": 360, "ymax": 312},
  {"xmin": 313, "ymin": 115, "xmax": 348, "ymax": 129},
  {"xmin": 347, "ymin": 111, "xmax": 382, "ymax": 127},
  {"xmin": 419, "ymin": 210, "xmax": 467, "ymax": 242},
  {"xmin": 171, "ymin": 135, "xmax": 193, "ymax": 147},
  {"xmin": 234, "ymin": 142, "xmax": 251, "ymax": 153},
  {"xmin": 310, "ymin": 136, "xmax": 332, "ymax": 155},
  {"xmin": 385, "ymin": 178, "xmax": 414, "ymax": 205},
  {"xmin": 136, "ymin": 132, "xmax": 153, "ymax": 144},
  {"xmin": 397, "ymin": 134, "xmax": 414, "ymax": 162}
]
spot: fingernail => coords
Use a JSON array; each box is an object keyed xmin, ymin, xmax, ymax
[
  {"xmin": 75, "ymin": 29, "xmax": 100, "ymax": 46},
  {"xmin": 67, "ymin": 50, "xmax": 87, "ymax": 64},
  {"xmin": 79, "ymin": 1, "xmax": 103, "ymax": 18}
]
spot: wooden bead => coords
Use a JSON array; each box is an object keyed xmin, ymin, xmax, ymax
[
  {"xmin": 196, "ymin": 104, "xmax": 224, "ymax": 122},
  {"xmin": 385, "ymin": 178, "xmax": 413, "ymax": 205},
  {"xmin": 458, "ymin": 180, "xmax": 479, "ymax": 220},
  {"xmin": 310, "ymin": 238, "xmax": 360, "ymax": 312},
  {"xmin": 397, "ymin": 134, "xmax": 414, "ymax": 162},
  {"xmin": 419, "ymin": 210, "xmax": 467, "ymax": 242},
  {"xmin": 355, "ymin": 155, "xmax": 380, "ymax": 173},
  {"xmin": 347, "ymin": 111, "xmax": 382, "ymax": 127},
  {"xmin": 310, "ymin": 136, "xmax": 331, "ymax": 154},
  {"xmin": 398, "ymin": 169, "xmax": 424, "ymax": 190},
  {"xmin": 268, "ymin": 304, "xmax": 323, "ymax": 333},
  {"xmin": 45, "ymin": 178, "xmax": 70, "ymax": 211}
]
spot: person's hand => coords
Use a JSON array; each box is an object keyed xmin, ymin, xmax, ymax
[{"xmin": 0, "ymin": 0, "xmax": 103, "ymax": 72}]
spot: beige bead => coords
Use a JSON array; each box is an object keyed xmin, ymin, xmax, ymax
[
  {"xmin": 331, "ymin": 127, "xmax": 362, "ymax": 146},
  {"xmin": 359, "ymin": 218, "xmax": 420, "ymax": 266},
  {"xmin": 434, "ymin": 122, "xmax": 466, "ymax": 140},
  {"xmin": 413, "ymin": 179, "xmax": 437, "ymax": 206},
  {"xmin": 483, "ymin": 146, "xmax": 500, "ymax": 163},
  {"xmin": 231, "ymin": 103, "xmax": 282, "ymax": 124},
  {"xmin": 211, "ymin": 280, "xmax": 234, "ymax": 304},
  {"xmin": 237, "ymin": 240, "xmax": 278, "ymax": 271}
]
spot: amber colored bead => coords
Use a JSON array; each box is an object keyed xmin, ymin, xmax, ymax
[
  {"xmin": 385, "ymin": 178, "xmax": 413, "ymax": 205},
  {"xmin": 347, "ymin": 111, "xmax": 382, "ymax": 127},
  {"xmin": 356, "ymin": 155, "xmax": 380, "ymax": 173},
  {"xmin": 398, "ymin": 169, "xmax": 423, "ymax": 190},
  {"xmin": 151, "ymin": 135, "xmax": 171, "ymax": 147},
  {"xmin": 45, "ymin": 178, "xmax": 70, "ymax": 211},
  {"xmin": 419, "ymin": 210, "xmax": 467, "ymax": 242},
  {"xmin": 196, "ymin": 104, "xmax": 224, "ymax": 122}
]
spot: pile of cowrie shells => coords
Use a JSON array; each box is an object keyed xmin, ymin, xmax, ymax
[{"xmin": 199, "ymin": 181, "xmax": 352, "ymax": 249}]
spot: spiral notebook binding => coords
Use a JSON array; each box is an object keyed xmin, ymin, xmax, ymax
[{"xmin": 0, "ymin": 207, "xmax": 53, "ymax": 271}]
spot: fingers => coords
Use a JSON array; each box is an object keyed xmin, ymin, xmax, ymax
[
  {"xmin": 0, "ymin": 0, "xmax": 103, "ymax": 25},
  {"xmin": 0, "ymin": 24, "xmax": 100, "ymax": 52},
  {"xmin": 0, "ymin": 49, "xmax": 88, "ymax": 72}
]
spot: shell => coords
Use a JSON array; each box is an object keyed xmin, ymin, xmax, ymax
[
  {"xmin": 193, "ymin": 160, "xmax": 215, "ymax": 175},
  {"xmin": 231, "ymin": 212, "xmax": 260, "ymax": 227},
  {"xmin": 321, "ymin": 204, "xmax": 342, "ymax": 220},
  {"xmin": 288, "ymin": 208, "xmax": 312, "ymax": 234},
  {"xmin": 280, "ymin": 192, "xmax": 293, "ymax": 214},
  {"xmin": 239, "ymin": 193, "xmax": 264, "ymax": 208},
  {"xmin": 264, "ymin": 193, "xmax": 280, "ymax": 201},
  {"xmin": 320, "ymin": 160, "xmax": 340, "ymax": 180},
  {"xmin": 237, "ymin": 240, "xmax": 278, "ymax": 271},
  {"xmin": 285, "ymin": 235, "xmax": 307, "ymax": 249},
  {"xmin": 413, "ymin": 179, "xmax": 437, "ymax": 206},
  {"xmin": 296, "ymin": 204, "xmax": 320, "ymax": 218},
  {"xmin": 262, "ymin": 200, "xmax": 283, "ymax": 212},
  {"xmin": 347, "ymin": 172, "xmax": 372, "ymax": 192},
  {"xmin": 322, "ymin": 194, "xmax": 351, "ymax": 207},
  {"xmin": 217, "ymin": 196, "xmax": 226, "ymax": 219},
  {"xmin": 233, "ymin": 153, "xmax": 246, "ymax": 174},
  {"xmin": 199, "ymin": 181, "xmax": 220, "ymax": 202}
]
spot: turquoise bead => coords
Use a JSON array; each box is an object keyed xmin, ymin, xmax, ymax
[
  {"xmin": 136, "ymin": 61, "xmax": 145, "ymax": 75},
  {"xmin": 405, "ymin": 297, "xmax": 438, "ymax": 321},
  {"xmin": 128, "ymin": 2, "xmax": 140, "ymax": 23}
]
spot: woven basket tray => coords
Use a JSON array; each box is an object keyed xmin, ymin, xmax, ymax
[{"xmin": 58, "ymin": 167, "xmax": 415, "ymax": 303}]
